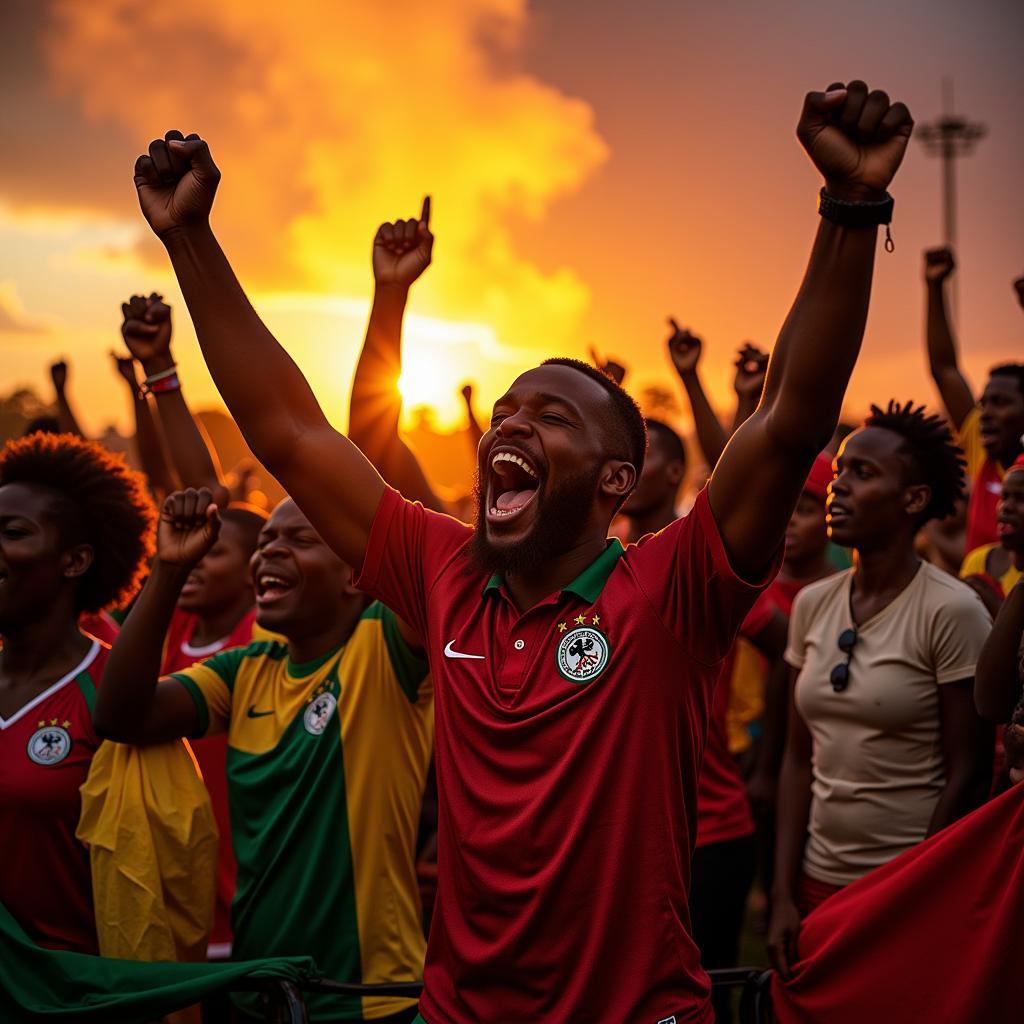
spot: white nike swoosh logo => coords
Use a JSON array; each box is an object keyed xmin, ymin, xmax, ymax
[{"xmin": 444, "ymin": 640, "xmax": 485, "ymax": 660}]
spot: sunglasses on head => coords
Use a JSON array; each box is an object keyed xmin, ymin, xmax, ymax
[{"xmin": 829, "ymin": 627, "xmax": 858, "ymax": 693}]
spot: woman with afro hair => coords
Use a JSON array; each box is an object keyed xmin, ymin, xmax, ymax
[
  {"xmin": 767, "ymin": 402, "xmax": 995, "ymax": 978},
  {"xmin": 0, "ymin": 431, "xmax": 155, "ymax": 953}
]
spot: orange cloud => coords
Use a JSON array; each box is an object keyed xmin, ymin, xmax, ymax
[
  {"xmin": 44, "ymin": 0, "xmax": 608, "ymax": 349},
  {"xmin": 0, "ymin": 282, "xmax": 52, "ymax": 336}
]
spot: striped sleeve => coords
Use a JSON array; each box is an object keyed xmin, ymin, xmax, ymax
[
  {"xmin": 169, "ymin": 645, "xmax": 250, "ymax": 737},
  {"xmin": 361, "ymin": 602, "xmax": 431, "ymax": 703}
]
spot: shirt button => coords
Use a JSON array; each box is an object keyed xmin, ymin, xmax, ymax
[{"xmin": 514, "ymin": 639, "xmax": 525, "ymax": 650}]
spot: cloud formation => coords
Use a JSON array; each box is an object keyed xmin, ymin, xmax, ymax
[
  {"xmin": 0, "ymin": 282, "xmax": 51, "ymax": 336},
  {"xmin": 43, "ymin": 0, "xmax": 608, "ymax": 348}
]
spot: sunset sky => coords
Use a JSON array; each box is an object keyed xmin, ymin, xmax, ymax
[{"xmin": 2, "ymin": 0, "xmax": 1021, "ymax": 440}]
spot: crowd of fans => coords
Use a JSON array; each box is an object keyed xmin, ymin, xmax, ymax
[{"xmin": 1, "ymin": 78, "xmax": 1023, "ymax": 1023}]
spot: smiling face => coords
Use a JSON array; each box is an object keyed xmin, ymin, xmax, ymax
[
  {"xmin": 997, "ymin": 471, "xmax": 1024, "ymax": 555},
  {"xmin": 826, "ymin": 427, "xmax": 930, "ymax": 551},
  {"xmin": 0, "ymin": 482, "xmax": 91, "ymax": 633},
  {"xmin": 250, "ymin": 499, "xmax": 355, "ymax": 636},
  {"xmin": 470, "ymin": 364, "xmax": 637, "ymax": 577},
  {"xmin": 178, "ymin": 517, "xmax": 255, "ymax": 615},
  {"xmin": 980, "ymin": 374, "xmax": 1024, "ymax": 462}
]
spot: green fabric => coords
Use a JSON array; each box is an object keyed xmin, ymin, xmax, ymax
[
  {"xmin": 173, "ymin": 673, "xmax": 210, "ymax": 738},
  {"xmin": 484, "ymin": 538, "xmax": 625, "ymax": 603},
  {"xmin": 74, "ymin": 672, "xmax": 96, "ymax": 717},
  {"xmin": 0, "ymin": 899, "xmax": 317, "ymax": 1023},
  {"xmin": 228, "ymin": 660, "xmax": 363, "ymax": 1021},
  {"xmin": 362, "ymin": 602, "xmax": 430, "ymax": 703},
  {"xmin": 827, "ymin": 541, "xmax": 853, "ymax": 571}
]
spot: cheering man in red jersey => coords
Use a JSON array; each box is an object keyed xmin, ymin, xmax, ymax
[{"xmin": 132, "ymin": 79, "xmax": 912, "ymax": 1023}]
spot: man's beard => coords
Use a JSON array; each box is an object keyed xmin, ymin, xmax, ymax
[{"xmin": 469, "ymin": 462, "xmax": 603, "ymax": 578}]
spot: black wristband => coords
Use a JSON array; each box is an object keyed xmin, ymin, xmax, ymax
[{"xmin": 818, "ymin": 188, "xmax": 895, "ymax": 250}]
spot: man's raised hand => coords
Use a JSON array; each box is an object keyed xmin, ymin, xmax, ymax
[
  {"xmin": 667, "ymin": 318, "xmax": 702, "ymax": 377},
  {"xmin": 49, "ymin": 360, "xmax": 69, "ymax": 394},
  {"xmin": 924, "ymin": 247, "xmax": 956, "ymax": 284},
  {"xmin": 134, "ymin": 131, "xmax": 221, "ymax": 239},
  {"xmin": 157, "ymin": 487, "xmax": 221, "ymax": 568},
  {"xmin": 121, "ymin": 293, "xmax": 173, "ymax": 368},
  {"xmin": 373, "ymin": 196, "xmax": 433, "ymax": 289},
  {"xmin": 734, "ymin": 343, "xmax": 769, "ymax": 399},
  {"xmin": 797, "ymin": 81, "xmax": 913, "ymax": 201}
]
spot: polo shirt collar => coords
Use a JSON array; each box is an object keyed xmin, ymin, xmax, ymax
[{"xmin": 483, "ymin": 538, "xmax": 625, "ymax": 604}]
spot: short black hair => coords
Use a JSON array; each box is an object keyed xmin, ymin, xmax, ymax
[
  {"xmin": 864, "ymin": 400, "xmax": 966, "ymax": 523},
  {"xmin": 645, "ymin": 418, "xmax": 687, "ymax": 469},
  {"xmin": 540, "ymin": 358, "xmax": 648, "ymax": 473},
  {"xmin": 221, "ymin": 503, "xmax": 269, "ymax": 559},
  {"xmin": 23, "ymin": 416, "xmax": 61, "ymax": 437},
  {"xmin": 989, "ymin": 363, "xmax": 1024, "ymax": 400},
  {"xmin": 0, "ymin": 433, "xmax": 156, "ymax": 612}
]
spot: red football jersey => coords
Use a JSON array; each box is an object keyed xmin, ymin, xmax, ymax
[
  {"xmin": 0, "ymin": 640, "xmax": 106, "ymax": 953},
  {"xmin": 161, "ymin": 606, "xmax": 258, "ymax": 954},
  {"xmin": 695, "ymin": 592, "xmax": 774, "ymax": 848},
  {"xmin": 357, "ymin": 487, "xmax": 779, "ymax": 1024}
]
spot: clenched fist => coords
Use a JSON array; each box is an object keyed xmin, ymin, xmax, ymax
[
  {"xmin": 924, "ymin": 247, "xmax": 956, "ymax": 284},
  {"xmin": 734, "ymin": 343, "xmax": 769, "ymax": 399},
  {"xmin": 373, "ymin": 197, "xmax": 433, "ymax": 289},
  {"xmin": 158, "ymin": 488, "xmax": 221, "ymax": 568},
  {"xmin": 797, "ymin": 81, "xmax": 913, "ymax": 201},
  {"xmin": 667, "ymin": 319, "xmax": 702, "ymax": 377},
  {"xmin": 121, "ymin": 293, "xmax": 173, "ymax": 372},
  {"xmin": 134, "ymin": 131, "xmax": 221, "ymax": 238}
]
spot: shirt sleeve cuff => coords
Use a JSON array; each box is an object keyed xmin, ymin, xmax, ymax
[
  {"xmin": 693, "ymin": 486, "xmax": 784, "ymax": 596},
  {"xmin": 353, "ymin": 486, "xmax": 401, "ymax": 596}
]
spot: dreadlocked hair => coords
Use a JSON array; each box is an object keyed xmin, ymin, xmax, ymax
[
  {"xmin": 0, "ymin": 433, "xmax": 157, "ymax": 613},
  {"xmin": 864, "ymin": 400, "xmax": 966, "ymax": 523}
]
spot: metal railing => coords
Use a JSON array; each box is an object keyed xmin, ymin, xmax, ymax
[{"xmin": 243, "ymin": 969, "xmax": 774, "ymax": 1023}]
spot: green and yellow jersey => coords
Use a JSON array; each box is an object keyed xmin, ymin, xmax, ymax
[{"xmin": 170, "ymin": 602, "xmax": 432, "ymax": 1022}]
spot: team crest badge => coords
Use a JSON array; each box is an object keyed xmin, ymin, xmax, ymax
[
  {"xmin": 303, "ymin": 691, "xmax": 337, "ymax": 735},
  {"xmin": 556, "ymin": 624, "xmax": 610, "ymax": 684},
  {"xmin": 27, "ymin": 723, "xmax": 72, "ymax": 765}
]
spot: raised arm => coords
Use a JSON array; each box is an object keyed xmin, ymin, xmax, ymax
[
  {"xmin": 460, "ymin": 383, "xmax": 484, "ymax": 453},
  {"xmin": 49, "ymin": 360, "xmax": 84, "ymax": 437},
  {"xmin": 923, "ymin": 247, "xmax": 975, "ymax": 430},
  {"xmin": 348, "ymin": 198, "xmax": 445, "ymax": 513},
  {"xmin": 133, "ymin": 132, "xmax": 384, "ymax": 570},
  {"xmin": 111, "ymin": 350, "xmax": 179, "ymax": 500},
  {"xmin": 121, "ymin": 293, "xmax": 229, "ymax": 507},
  {"xmin": 767, "ymin": 667, "xmax": 813, "ymax": 979},
  {"xmin": 667, "ymin": 320, "xmax": 728, "ymax": 467},
  {"xmin": 710, "ymin": 81, "xmax": 914, "ymax": 578},
  {"xmin": 975, "ymin": 580, "xmax": 1024, "ymax": 721},
  {"xmin": 95, "ymin": 489, "xmax": 219, "ymax": 743}
]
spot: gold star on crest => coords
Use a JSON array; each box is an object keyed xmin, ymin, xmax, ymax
[
  {"xmin": 574, "ymin": 614, "xmax": 587, "ymax": 625},
  {"xmin": 38, "ymin": 721, "xmax": 45, "ymax": 728},
  {"xmin": 50, "ymin": 718, "xmax": 58, "ymax": 726},
  {"xmin": 62, "ymin": 720, "xmax": 71, "ymax": 729},
  {"xmin": 557, "ymin": 622, "xmax": 567, "ymax": 633},
  {"xmin": 591, "ymin": 614, "xmax": 601, "ymax": 626}
]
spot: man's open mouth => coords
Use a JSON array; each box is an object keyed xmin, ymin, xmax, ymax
[
  {"xmin": 180, "ymin": 572, "xmax": 204, "ymax": 596},
  {"xmin": 486, "ymin": 448, "xmax": 541, "ymax": 525},
  {"xmin": 255, "ymin": 570, "xmax": 297, "ymax": 604}
]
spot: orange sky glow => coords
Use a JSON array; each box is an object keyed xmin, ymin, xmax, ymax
[{"xmin": 1, "ymin": 0, "xmax": 1021, "ymax": 453}]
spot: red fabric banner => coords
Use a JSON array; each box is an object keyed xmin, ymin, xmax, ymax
[{"xmin": 772, "ymin": 784, "xmax": 1024, "ymax": 1023}]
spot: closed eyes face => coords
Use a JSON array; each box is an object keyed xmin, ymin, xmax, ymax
[
  {"xmin": 249, "ymin": 500, "xmax": 349, "ymax": 632},
  {"xmin": 478, "ymin": 365, "xmax": 605, "ymax": 545}
]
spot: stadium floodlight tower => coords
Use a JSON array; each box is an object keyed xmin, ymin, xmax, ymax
[{"xmin": 915, "ymin": 79, "xmax": 986, "ymax": 248}]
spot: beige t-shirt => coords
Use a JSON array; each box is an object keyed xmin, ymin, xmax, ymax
[{"xmin": 785, "ymin": 562, "xmax": 991, "ymax": 886}]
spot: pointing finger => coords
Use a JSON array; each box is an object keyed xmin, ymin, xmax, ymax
[{"xmin": 420, "ymin": 195, "xmax": 431, "ymax": 227}]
